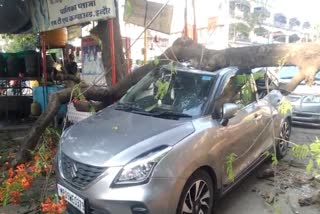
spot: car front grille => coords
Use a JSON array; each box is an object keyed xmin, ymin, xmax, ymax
[{"xmin": 61, "ymin": 153, "xmax": 106, "ymax": 188}]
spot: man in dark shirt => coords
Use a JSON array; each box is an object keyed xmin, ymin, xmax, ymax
[{"xmin": 66, "ymin": 54, "xmax": 78, "ymax": 75}]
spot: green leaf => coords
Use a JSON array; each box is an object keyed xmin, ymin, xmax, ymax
[
  {"xmin": 291, "ymin": 144, "xmax": 309, "ymax": 159},
  {"xmin": 235, "ymin": 74, "xmax": 254, "ymax": 105},
  {"xmin": 271, "ymin": 153, "xmax": 278, "ymax": 166},
  {"xmin": 316, "ymin": 156, "xmax": 320, "ymax": 167},
  {"xmin": 155, "ymin": 80, "xmax": 170, "ymax": 100},
  {"xmin": 310, "ymin": 140, "xmax": 320, "ymax": 155},
  {"xmin": 73, "ymin": 84, "xmax": 86, "ymax": 101},
  {"xmin": 153, "ymin": 57, "xmax": 159, "ymax": 66},
  {"xmin": 170, "ymin": 61, "xmax": 177, "ymax": 75},
  {"xmin": 306, "ymin": 159, "xmax": 314, "ymax": 174},
  {"xmin": 89, "ymin": 105, "xmax": 96, "ymax": 114},
  {"xmin": 273, "ymin": 202, "xmax": 282, "ymax": 214},
  {"xmin": 279, "ymin": 99, "xmax": 293, "ymax": 115},
  {"xmin": 252, "ymin": 72, "xmax": 265, "ymax": 80},
  {"xmin": 124, "ymin": 0, "xmax": 133, "ymax": 20},
  {"xmin": 225, "ymin": 153, "xmax": 237, "ymax": 182},
  {"xmin": 2, "ymin": 33, "xmax": 39, "ymax": 52},
  {"xmin": 235, "ymin": 74, "xmax": 247, "ymax": 86}
]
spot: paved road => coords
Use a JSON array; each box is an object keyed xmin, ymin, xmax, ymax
[{"xmin": 215, "ymin": 126, "xmax": 320, "ymax": 214}]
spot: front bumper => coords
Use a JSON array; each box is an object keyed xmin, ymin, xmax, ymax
[
  {"xmin": 292, "ymin": 111, "xmax": 320, "ymax": 127},
  {"xmin": 56, "ymin": 167, "xmax": 185, "ymax": 214}
]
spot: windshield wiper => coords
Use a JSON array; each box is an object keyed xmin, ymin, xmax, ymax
[
  {"xmin": 152, "ymin": 111, "xmax": 192, "ymax": 118},
  {"xmin": 115, "ymin": 103, "xmax": 147, "ymax": 113},
  {"xmin": 116, "ymin": 103, "xmax": 192, "ymax": 118}
]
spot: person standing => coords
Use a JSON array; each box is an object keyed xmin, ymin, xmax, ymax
[{"xmin": 65, "ymin": 54, "xmax": 78, "ymax": 75}]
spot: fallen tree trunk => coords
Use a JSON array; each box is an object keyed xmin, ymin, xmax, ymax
[
  {"xmin": 12, "ymin": 52, "xmax": 175, "ymax": 165},
  {"xmin": 12, "ymin": 88, "xmax": 72, "ymax": 166},
  {"xmin": 83, "ymin": 37, "xmax": 320, "ymax": 100},
  {"xmin": 172, "ymin": 38, "xmax": 320, "ymax": 93},
  {"xmin": 13, "ymin": 37, "xmax": 320, "ymax": 165}
]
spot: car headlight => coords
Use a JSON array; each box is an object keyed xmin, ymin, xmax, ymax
[{"xmin": 112, "ymin": 146, "xmax": 172, "ymax": 186}]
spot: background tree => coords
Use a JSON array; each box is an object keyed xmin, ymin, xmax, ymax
[
  {"xmin": 229, "ymin": 23, "xmax": 251, "ymax": 41},
  {"xmin": 229, "ymin": 7, "xmax": 269, "ymax": 41},
  {"xmin": 2, "ymin": 33, "xmax": 39, "ymax": 52}
]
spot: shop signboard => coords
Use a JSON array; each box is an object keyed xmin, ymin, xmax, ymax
[
  {"xmin": 68, "ymin": 25, "xmax": 82, "ymax": 40},
  {"xmin": 28, "ymin": 0, "xmax": 116, "ymax": 32}
]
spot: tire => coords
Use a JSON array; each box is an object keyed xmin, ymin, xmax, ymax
[
  {"xmin": 276, "ymin": 118, "xmax": 291, "ymax": 159},
  {"xmin": 177, "ymin": 170, "xmax": 214, "ymax": 214}
]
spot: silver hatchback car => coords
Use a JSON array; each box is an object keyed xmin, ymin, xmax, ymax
[{"xmin": 56, "ymin": 65, "xmax": 291, "ymax": 214}]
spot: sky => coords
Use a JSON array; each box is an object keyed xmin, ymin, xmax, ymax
[
  {"xmin": 152, "ymin": 0, "xmax": 320, "ymax": 25},
  {"xmin": 269, "ymin": 0, "xmax": 319, "ymax": 24}
]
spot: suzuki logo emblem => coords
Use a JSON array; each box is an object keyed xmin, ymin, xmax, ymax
[{"xmin": 70, "ymin": 163, "xmax": 78, "ymax": 179}]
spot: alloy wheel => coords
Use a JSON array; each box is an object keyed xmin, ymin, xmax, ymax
[
  {"xmin": 182, "ymin": 180, "xmax": 211, "ymax": 214},
  {"xmin": 278, "ymin": 120, "xmax": 291, "ymax": 155}
]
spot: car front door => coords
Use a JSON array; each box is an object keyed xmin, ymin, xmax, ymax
[{"xmin": 214, "ymin": 72, "xmax": 269, "ymax": 186}]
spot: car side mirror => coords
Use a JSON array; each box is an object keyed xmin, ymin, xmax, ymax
[
  {"xmin": 220, "ymin": 103, "xmax": 239, "ymax": 126},
  {"xmin": 268, "ymin": 91, "xmax": 283, "ymax": 107}
]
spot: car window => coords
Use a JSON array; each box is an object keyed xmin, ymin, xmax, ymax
[
  {"xmin": 303, "ymin": 96, "xmax": 320, "ymax": 103},
  {"xmin": 213, "ymin": 73, "xmax": 257, "ymax": 118}
]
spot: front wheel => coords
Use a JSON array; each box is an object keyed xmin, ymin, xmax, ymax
[
  {"xmin": 276, "ymin": 118, "xmax": 291, "ymax": 159},
  {"xmin": 177, "ymin": 170, "xmax": 214, "ymax": 214}
]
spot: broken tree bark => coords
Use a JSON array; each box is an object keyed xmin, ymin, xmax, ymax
[{"xmin": 13, "ymin": 37, "xmax": 320, "ymax": 165}]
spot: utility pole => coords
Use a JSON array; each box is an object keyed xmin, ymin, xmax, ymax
[
  {"xmin": 192, "ymin": 0, "xmax": 197, "ymax": 42},
  {"xmin": 143, "ymin": 1, "xmax": 149, "ymax": 64},
  {"xmin": 184, "ymin": 0, "xmax": 188, "ymax": 37}
]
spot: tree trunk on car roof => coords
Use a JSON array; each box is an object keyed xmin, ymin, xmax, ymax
[
  {"xmin": 12, "ymin": 36, "xmax": 320, "ymax": 166},
  {"xmin": 172, "ymin": 37, "xmax": 320, "ymax": 93}
]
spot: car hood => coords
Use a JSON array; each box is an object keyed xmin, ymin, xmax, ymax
[
  {"xmin": 60, "ymin": 108, "xmax": 195, "ymax": 167},
  {"xmin": 291, "ymin": 85, "xmax": 320, "ymax": 96}
]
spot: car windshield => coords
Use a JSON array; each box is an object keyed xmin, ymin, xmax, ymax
[{"xmin": 118, "ymin": 67, "xmax": 216, "ymax": 118}]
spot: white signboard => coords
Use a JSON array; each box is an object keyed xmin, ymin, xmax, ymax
[{"xmin": 29, "ymin": 0, "xmax": 116, "ymax": 32}]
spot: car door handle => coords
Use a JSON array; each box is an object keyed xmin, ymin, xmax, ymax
[{"xmin": 254, "ymin": 114, "xmax": 262, "ymax": 120}]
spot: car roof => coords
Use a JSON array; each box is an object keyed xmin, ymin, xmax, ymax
[{"xmin": 161, "ymin": 64, "xmax": 239, "ymax": 76}]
